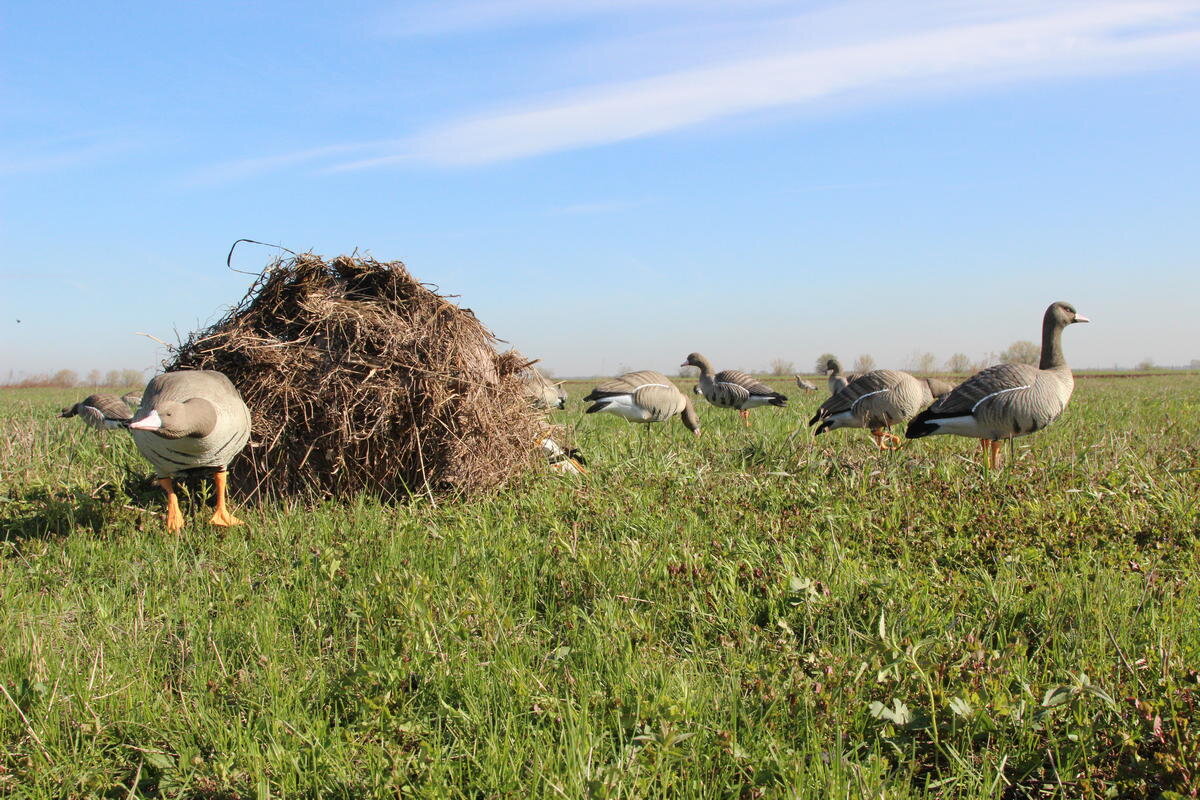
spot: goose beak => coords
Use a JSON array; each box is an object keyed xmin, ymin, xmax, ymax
[
  {"xmin": 1074, "ymin": 314, "xmax": 1091, "ymax": 323},
  {"xmin": 128, "ymin": 409, "xmax": 163, "ymax": 431}
]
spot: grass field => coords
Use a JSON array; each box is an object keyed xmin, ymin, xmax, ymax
[{"xmin": 2, "ymin": 375, "xmax": 1198, "ymax": 798}]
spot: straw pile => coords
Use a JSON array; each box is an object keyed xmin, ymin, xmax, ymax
[{"xmin": 168, "ymin": 253, "xmax": 545, "ymax": 501}]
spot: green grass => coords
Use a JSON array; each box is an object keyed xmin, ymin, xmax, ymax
[{"xmin": 2, "ymin": 376, "xmax": 1198, "ymax": 798}]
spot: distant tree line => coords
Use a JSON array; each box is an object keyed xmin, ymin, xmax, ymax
[{"xmin": 2, "ymin": 368, "xmax": 145, "ymax": 388}]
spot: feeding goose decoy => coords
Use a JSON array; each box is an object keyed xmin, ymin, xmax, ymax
[
  {"xmin": 681, "ymin": 352, "xmax": 787, "ymax": 426},
  {"xmin": 523, "ymin": 369, "xmax": 567, "ymax": 410},
  {"xmin": 906, "ymin": 301, "xmax": 1090, "ymax": 468},
  {"xmin": 809, "ymin": 369, "xmax": 934, "ymax": 449},
  {"xmin": 583, "ymin": 370, "xmax": 700, "ymax": 436},
  {"xmin": 825, "ymin": 358, "xmax": 858, "ymax": 396},
  {"xmin": 60, "ymin": 394, "xmax": 135, "ymax": 430},
  {"xmin": 795, "ymin": 376, "xmax": 818, "ymax": 392},
  {"xmin": 921, "ymin": 377, "xmax": 957, "ymax": 400},
  {"xmin": 127, "ymin": 370, "xmax": 252, "ymax": 532}
]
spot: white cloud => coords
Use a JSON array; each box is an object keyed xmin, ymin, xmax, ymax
[
  {"xmin": 373, "ymin": 1, "xmax": 1200, "ymax": 166},
  {"xmin": 376, "ymin": 0, "xmax": 791, "ymax": 36},
  {"xmin": 0, "ymin": 135, "xmax": 136, "ymax": 176},
  {"xmin": 211, "ymin": 1, "xmax": 1200, "ymax": 178},
  {"xmin": 182, "ymin": 141, "xmax": 401, "ymax": 186}
]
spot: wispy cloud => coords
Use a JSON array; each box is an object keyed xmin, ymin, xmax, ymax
[
  {"xmin": 375, "ymin": 0, "xmax": 790, "ymax": 36},
  {"xmin": 181, "ymin": 141, "xmax": 402, "ymax": 185},
  {"xmin": 334, "ymin": 1, "xmax": 1200, "ymax": 168},
  {"xmin": 550, "ymin": 199, "xmax": 651, "ymax": 215},
  {"xmin": 212, "ymin": 1, "xmax": 1200, "ymax": 178},
  {"xmin": 0, "ymin": 134, "xmax": 137, "ymax": 176}
]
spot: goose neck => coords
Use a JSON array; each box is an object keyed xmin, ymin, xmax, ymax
[{"xmin": 1040, "ymin": 312, "xmax": 1067, "ymax": 370}]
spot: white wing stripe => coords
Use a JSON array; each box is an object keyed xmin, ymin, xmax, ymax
[
  {"xmin": 970, "ymin": 385, "xmax": 1031, "ymax": 413},
  {"xmin": 849, "ymin": 388, "xmax": 888, "ymax": 412},
  {"xmin": 630, "ymin": 383, "xmax": 670, "ymax": 392}
]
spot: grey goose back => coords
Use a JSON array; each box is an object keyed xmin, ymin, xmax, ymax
[
  {"xmin": 128, "ymin": 370, "xmax": 252, "ymax": 531},
  {"xmin": 794, "ymin": 376, "xmax": 818, "ymax": 392},
  {"xmin": 583, "ymin": 370, "xmax": 700, "ymax": 435},
  {"xmin": 906, "ymin": 301, "xmax": 1089, "ymax": 468},
  {"xmin": 921, "ymin": 377, "xmax": 957, "ymax": 400},
  {"xmin": 60, "ymin": 394, "xmax": 135, "ymax": 430},
  {"xmin": 809, "ymin": 370, "xmax": 934, "ymax": 449},
  {"xmin": 825, "ymin": 358, "xmax": 858, "ymax": 396},
  {"xmin": 681, "ymin": 352, "xmax": 787, "ymax": 426}
]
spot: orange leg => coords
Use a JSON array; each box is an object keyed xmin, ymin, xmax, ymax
[
  {"xmin": 739, "ymin": 409, "xmax": 751, "ymax": 426},
  {"xmin": 871, "ymin": 428, "xmax": 902, "ymax": 450},
  {"xmin": 157, "ymin": 478, "xmax": 185, "ymax": 533},
  {"xmin": 989, "ymin": 440, "xmax": 1003, "ymax": 470},
  {"xmin": 209, "ymin": 470, "xmax": 244, "ymax": 527}
]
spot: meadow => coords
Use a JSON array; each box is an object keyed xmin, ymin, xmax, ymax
[{"xmin": 1, "ymin": 374, "xmax": 1198, "ymax": 799}]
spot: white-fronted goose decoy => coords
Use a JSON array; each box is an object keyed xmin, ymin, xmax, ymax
[
  {"xmin": 906, "ymin": 301, "xmax": 1090, "ymax": 468},
  {"xmin": 825, "ymin": 358, "xmax": 858, "ymax": 396},
  {"xmin": 794, "ymin": 377, "xmax": 818, "ymax": 392},
  {"xmin": 809, "ymin": 369, "xmax": 934, "ymax": 449},
  {"xmin": 921, "ymin": 377, "xmax": 956, "ymax": 400},
  {"xmin": 681, "ymin": 352, "xmax": 787, "ymax": 426},
  {"xmin": 127, "ymin": 370, "xmax": 252, "ymax": 532},
  {"xmin": 583, "ymin": 370, "xmax": 700, "ymax": 436},
  {"xmin": 523, "ymin": 369, "xmax": 567, "ymax": 410},
  {"xmin": 60, "ymin": 394, "xmax": 135, "ymax": 430}
]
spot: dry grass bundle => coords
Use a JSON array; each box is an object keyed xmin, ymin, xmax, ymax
[{"xmin": 169, "ymin": 253, "xmax": 545, "ymax": 502}]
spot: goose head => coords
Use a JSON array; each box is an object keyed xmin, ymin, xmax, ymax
[
  {"xmin": 681, "ymin": 398, "xmax": 701, "ymax": 436},
  {"xmin": 129, "ymin": 398, "xmax": 218, "ymax": 439},
  {"xmin": 1048, "ymin": 301, "xmax": 1090, "ymax": 326},
  {"xmin": 680, "ymin": 352, "xmax": 711, "ymax": 373},
  {"xmin": 825, "ymin": 358, "xmax": 841, "ymax": 376}
]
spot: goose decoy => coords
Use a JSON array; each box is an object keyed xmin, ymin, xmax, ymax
[
  {"xmin": 583, "ymin": 370, "xmax": 700, "ymax": 436},
  {"xmin": 794, "ymin": 376, "xmax": 818, "ymax": 393},
  {"xmin": 825, "ymin": 358, "xmax": 858, "ymax": 396},
  {"xmin": 809, "ymin": 370, "xmax": 934, "ymax": 449},
  {"xmin": 127, "ymin": 370, "xmax": 252, "ymax": 532},
  {"xmin": 60, "ymin": 394, "xmax": 134, "ymax": 430},
  {"xmin": 921, "ymin": 377, "xmax": 957, "ymax": 400},
  {"xmin": 681, "ymin": 352, "xmax": 787, "ymax": 426},
  {"xmin": 523, "ymin": 369, "xmax": 567, "ymax": 410},
  {"xmin": 906, "ymin": 301, "xmax": 1090, "ymax": 468}
]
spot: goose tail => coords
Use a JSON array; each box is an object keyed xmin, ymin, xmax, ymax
[{"xmin": 905, "ymin": 410, "xmax": 938, "ymax": 439}]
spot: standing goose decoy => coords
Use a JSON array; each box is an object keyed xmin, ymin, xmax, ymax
[
  {"xmin": 794, "ymin": 376, "xmax": 818, "ymax": 393},
  {"xmin": 127, "ymin": 370, "xmax": 252, "ymax": 532},
  {"xmin": 681, "ymin": 352, "xmax": 787, "ymax": 426},
  {"xmin": 583, "ymin": 370, "xmax": 700, "ymax": 436},
  {"xmin": 809, "ymin": 369, "xmax": 934, "ymax": 449},
  {"xmin": 824, "ymin": 358, "xmax": 860, "ymax": 396},
  {"xmin": 60, "ymin": 394, "xmax": 135, "ymax": 430},
  {"xmin": 906, "ymin": 301, "xmax": 1090, "ymax": 468}
]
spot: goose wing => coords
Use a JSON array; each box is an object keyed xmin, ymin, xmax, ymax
[
  {"xmin": 810, "ymin": 370, "xmax": 898, "ymax": 422},
  {"xmin": 631, "ymin": 383, "xmax": 684, "ymax": 420},
  {"xmin": 715, "ymin": 369, "xmax": 776, "ymax": 398},
  {"xmin": 584, "ymin": 370, "xmax": 671, "ymax": 401},
  {"xmin": 921, "ymin": 364, "xmax": 1039, "ymax": 419},
  {"xmin": 61, "ymin": 394, "xmax": 134, "ymax": 430}
]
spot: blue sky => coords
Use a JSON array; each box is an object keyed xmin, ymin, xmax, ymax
[{"xmin": 3, "ymin": 0, "xmax": 1199, "ymax": 379}]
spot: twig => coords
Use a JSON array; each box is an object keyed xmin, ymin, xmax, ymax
[
  {"xmin": 133, "ymin": 331, "xmax": 175, "ymax": 350},
  {"xmin": 226, "ymin": 238, "xmax": 296, "ymax": 275},
  {"xmin": 0, "ymin": 681, "xmax": 50, "ymax": 760}
]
